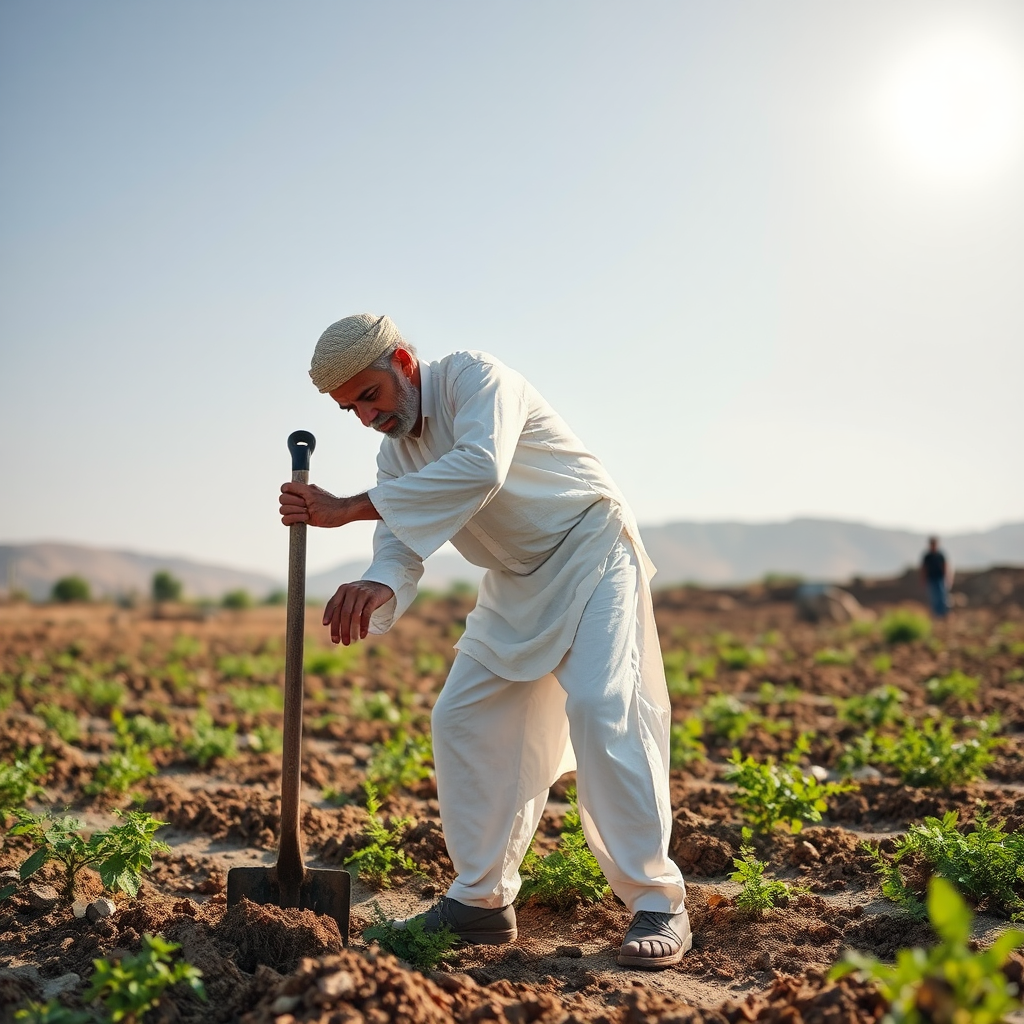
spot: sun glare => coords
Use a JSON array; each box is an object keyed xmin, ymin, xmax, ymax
[{"xmin": 883, "ymin": 30, "xmax": 1024, "ymax": 183}]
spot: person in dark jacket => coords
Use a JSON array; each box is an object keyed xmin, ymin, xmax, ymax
[{"xmin": 921, "ymin": 537, "xmax": 951, "ymax": 617}]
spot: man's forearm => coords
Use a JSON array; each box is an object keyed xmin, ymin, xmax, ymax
[{"xmin": 337, "ymin": 492, "xmax": 382, "ymax": 525}]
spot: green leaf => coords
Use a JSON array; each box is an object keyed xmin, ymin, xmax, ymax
[
  {"xmin": 20, "ymin": 847, "xmax": 49, "ymax": 880},
  {"xmin": 927, "ymin": 876, "xmax": 971, "ymax": 945}
]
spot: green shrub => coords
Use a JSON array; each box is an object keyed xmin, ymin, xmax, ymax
[
  {"xmin": 51, "ymin": 576, "xmax": 90, "ymax": 603},
  {"xmin": 835, "ymin": 685, "xmax": 907, "ymax": 729},
  {"xmin": 869, "ymin": 808, "xmax": 1024, "ymax": 921},
  {"xmin": 365, "ymin": 731, "xmax": 433, "ymax": 798},
  {"xmin": 670, "ymin": 716, "xmax": 706, "ymax": 768},
  {"xmin": 701, "ymin": 693, "xmax": 761, "ymax": 742},
  {"xmin": 518, "ymin": 788, "xmax": 609, "ymax": 910},
  {"xmin": 221, "ymin": 589, "xmax": 253, "ymax": 609},
  {"xmin": 881, "ymin": 609, "xmax": 931, "ymax": 645},
  {"xmin": 730, "ymin": 827, "xmax": 807, "ymax": 915},
  {"xmin": 0, "ymin": 746, "xmax": 50, "ymax": 814},
  {"xmin": 362, "ymin": 901, "xmax": 459, "ymax": 970},
  {"xmin": 725, "ymin": 735, "xmax": 856, "ymax": 834},
  {"xmin": 925, "ymin": 670, "xmax": 979, "ymax": 706},
  {"xmin": 831, "ymin": 877, "xmax": 1024, "ymax": 1022},
  {"xmin": 151, "ymin": 571, "xmax": 183, "ymax": 604},
  {"xmin": 86, "ymin": 934, "xmax": 206, "ymax": 1021},
  {"xmin": 184, "ymin": 709, "xmax": 237, "ymax": 766},
  {"xmin": 34, "ymin": 703, "xmax": 81, "ymax": 744},
  {"xmin": 873, "ymin": 715, "xmax": 1001, "ymax": 788},
  {"xmin": 343, "ymin": 783, "xmax": 420, "ymax": 888},
  {"xmin": 6, "ymin": 810, "xmax": 169, "ymax": 901}
]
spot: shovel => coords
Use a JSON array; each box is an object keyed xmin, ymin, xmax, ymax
[{"xmin": 227, "ymin": 429, "xmax": 350, "ymax": 943}]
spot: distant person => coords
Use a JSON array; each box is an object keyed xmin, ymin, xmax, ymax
[
  {"xmin": 920, "ymin": 537, "xmax": 951, "ymax": 617},
  {"xmin": 279, "ymin": 314, "xmax": 690, "ymax": 968}
]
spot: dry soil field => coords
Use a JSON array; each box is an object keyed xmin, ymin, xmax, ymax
[{"xmin": 1, "ymin": 584, "xmax": 1023, "ymax": 1023}]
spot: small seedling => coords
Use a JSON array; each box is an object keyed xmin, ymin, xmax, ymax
[
  {"xmin": 873, "ymin": 714, "xmax": 1001, "ymax": 788},
  {"xmin": 518, "ymin": 788, "xmax": 609, "ymax": 910},
  {"xmin": 925, "ymin": 670, "xmax": 979, "ymax": 706},
  {"xmin": 814, "ymin": 648, "xmax": 855, "ymax": 666},
  {"xmin": 228, "ymin": 684, "xmax": 284, "ymax": 715},
  {"xmin": 871, "ymin": 653, "xmax": 892, "ymax": 673},
  {"xmin": 670, "ymin": 716, "xmax": 706, "ymax": 768},
  {"xmin": 343, "ymin": 783, "xmax": 420, "ymax": 888},
  {"xmin": 718, "ymin": 644, "xmax": 767, "ymax": 670},
  {"xmin": 184, "ymin": 709, "xmax": 237, "ymax": 766},
  {"xmin": 246, "ymin": 724, "xmax": 283, "ymax": 754},
  {"xmin": 304, "ymin": 645, "xmax": 359, "ymax": 678},
  {"xmin": 868, "ymin": 807, "xmax": 1024, "ymax": 921},
  {"xmin": 881, "ymin": 609, "xmax": 931, "ymax": 645},
  {"xmin": 34, "ymin": 703, "xmax": 81, "ymax": 744},
  {"xmin": 835, "ymin": 685, "xmax": 907, "ymax": 729},
  {"xmin": 0, "ymin": 746, "xmax": 50, "ymax": 814},
  {"xmin": 414, "ymin": 650, "xmax": 447, "ymax": 677},
  {"xmin": 14, "ymin": 1002, "xmax": 94, "ymax": 1023},
  {"xmin": 725, "ymin": 734, "xmax": 856, "ymax": 834},
  {"xmin": 8, "ymin": 809, "xmax": 169, "ymax": 901},
  {"xmin": 350, "ymin": 686, "xmax": 403, "ymax": 724},
  {"xmin": 68, "ymin": 675, "xmax": 125, "ymax": 715},
  {"xmin": 730, "ymin": 828, "xmax": 806, "ymax": 915},
  {"xmin": 216, "ymin": 652, "xmax": 283, "ymax": 681},
  {"xmin": 831, "ymin": 876, "xmax": 1024, "ymax": 1022},
  {"xmin": 756, "ymin": 681, "xmax": 801, "ymax": 706},
  {"xmin": 663, "ymin": 651, "xmax": 703, "ymax": 698},
  {"xmin": 701, "ymin": 693, "xmax": 761, "ymax": 742},
  {"xmin": 362, "ymin": 900, "xmax": 460, "ymax": 969},
  {"xmin": 84, "ymin": 744, "xmax": 156, "ymax": 798},
  {"xmin": 365, "ymin": 730, "xmax": 433, "ymax": 797},
  {"xmin": 86, "ymin": 933, "xmax": 206, "ymax": 1022}
]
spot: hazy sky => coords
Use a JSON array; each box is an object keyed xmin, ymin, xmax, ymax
[{"xmin": 2, "ymin": 1, "xmax": 1022, "ymax": 578}]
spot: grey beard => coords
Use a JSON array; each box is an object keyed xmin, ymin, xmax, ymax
[{"xmin": 373, "ymin": 368, "xmax": 420, "ymax": 438}]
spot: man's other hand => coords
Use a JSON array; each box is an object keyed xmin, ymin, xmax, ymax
[
  {"xmin": 323, "ymin": 580, "xmax": 395, "ymax": 645},
  {"xmin": 279, "ymin": 482, "xmax": 344, "ymax": 527}
]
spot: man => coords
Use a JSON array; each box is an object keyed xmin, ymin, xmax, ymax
[
  {"xmin": 279, "ymin": 313, "xmax": 690, "ymax": 969},
  {"xmin": 921, "ymin": 536, "xmax": 951, "ymax": 618}
]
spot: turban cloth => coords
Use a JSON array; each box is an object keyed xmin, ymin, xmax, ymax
[{"xmin": 308, "ymin": 313, "xmax": 404, "ymax": 393}]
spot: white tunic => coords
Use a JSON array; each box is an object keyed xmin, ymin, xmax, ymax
[{"xmin": 361, "ymin": 351, "xmax": 663, "ymax": 697}]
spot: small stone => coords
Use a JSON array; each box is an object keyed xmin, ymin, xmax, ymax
[
  {"xmin": 72, "ymin": 899, "xmax": 89, "ymax": 919},
  {"xmin": 42, "ymin": 972, "xmax": 81, "ymax": 1000},
  {"xmin": 271, "ymin": 995, "xmax": 302, "ymax": 1014},
  {"xmin": 317, "ymin": 970, "xmax": 355, "ymax": 1000},
  {"xmin": 26, "ymin": 884, "xmax": 60, "ymax": 913},
  {"xmin": 799, "ymin": 841, "xmax": 820, "ymax": 861},
  {"xmin": 0, "ymin": 869, "xmax": 20, "ymax": 886},
  {"xmin": 852, "ymin": 765, "xmax": 883, "ymax": 781},
  {"xmin": 808, "ymin": 764, "xmax": 829, "ymax": 783},
  {"xmin": 86, "ymin": 897, "xmax": 116, "ymax": 922},
  {"xmin": 553, "ymin": 945, "xmax": 582, "ymax": 959}
]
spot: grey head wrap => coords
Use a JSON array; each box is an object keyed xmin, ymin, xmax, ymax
[{"xmin": 308, "ymin": 313, "xmax": 404, "ymax": 393}]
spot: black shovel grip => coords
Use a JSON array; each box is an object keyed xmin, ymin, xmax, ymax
[{"xmin": 287, "ymin": 430, "xmax": 316, "ymax": 472}]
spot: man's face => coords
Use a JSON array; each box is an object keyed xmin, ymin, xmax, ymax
[{"xmin": 329, "ymin": 354, "xmax": 421, "ymax": 439}]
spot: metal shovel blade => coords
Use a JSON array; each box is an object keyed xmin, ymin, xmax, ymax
[{"xmin": 227, "ymin": 865, "xmax": 351, "ymax": 945}]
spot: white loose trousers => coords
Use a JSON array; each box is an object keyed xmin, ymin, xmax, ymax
[{"xmin": 433, "ymin": 538, "xmax": 687, "ymax": 914}]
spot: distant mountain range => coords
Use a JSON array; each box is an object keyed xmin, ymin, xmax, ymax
[{"xmin": 2, "ymin": 519, "xmax": 1021, "ymax": 601}]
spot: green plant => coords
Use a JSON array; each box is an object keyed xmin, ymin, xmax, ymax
[
  {"xmin": 52, "ymin": 575, "xmax": 91, "ymax": 603},
  {"xmin": 14, "ymin": 1001, "xmax": 95, "ymax": 1023},
  {"xmin": 34, "ymin": 702, "xmax": 81, "ymax": 743},
  {"xmin": 872, "ymin": 653, "xmax": 892, "ymax": 673},
  {"xmin": 925, "ymin": 670, "xmax": 979, "ymax": 706},
  {"xmin": 756, "ymin": 681, "xmax": 801, "ymax": 706},
  {"xmin": 68, "ymin": 675, "xmax": 125, "ymax": 715},
  {"xmin": 221, "ymin": 588, "xmax": 253, "ymax": 609},
  {"xmin": 670, "ymin": 716, "xmax": 706, "ymax": 768},
  {"xmin": 247, "ymin": 723, "xmax": 283, "ymax": 754},
  {"xmin": 216, "ymin": 652, "xmax": 283, "ymax": 681},
  {"xmin": 831, "ymin": 876, "xmax": 1024, "ymax": 1024},
  {"xmin": 869, "ymin": 808, "xmax": 1024, "ymax": 921},
  {"xmin": 814, "ymin": 647, "xmax": 855, "ymax": 666},
  {"xmin": 169, "ymin": 634, "xmax": 203, "ymax": 659},
  {"xmin": 881, "ymin": 609, "xmax": 931, "ymax": 645},
  {"xmin": 414, "ymin": 650, "xmax": 447, "ymax": 677},
  {"xmin": 0, "ymin": 746, "xmax": 50, "ymax": 814},
  {"xmin": 362, "ymin": 900, "xmax": 460, "ymax": 970},
  {"xmin": 111, "ymin": 709, "xmax": 174, "ymax": 751},
  {"xmin": 86, "ymin": 933, "xmax": 206, "ymax": 1022},
  {"xmin": 725, "ymin": 735, "xmax": 856, "ymax": 834},
  {"xmin": 365, "ymin": 731, "xmax": 434, "ymax": 797},
  {"xmin": 701, "ymin": 693, "xmax": 761, "ymax": 742},
  {"xmin": 7, "ymin": 810, "xmax": 169, "ymax": 901},
  {"xmin": 835, "ymin": 685, "xmax": 907, "ymax": 729},
  {"xmin": 151, "ymin": 571, "xmax": 183, "ymax": 604},
  {"xmin": 349, "ymin": 686, "xmax": 402, "ymax": 723},
  {"xmin": 663, "ymin": 651, "xmax": 703, "ymax": 698},
  {"xmin": 304, "ymin": 645, "xmax": 360, "ymax": 678},
  {"xmin": 718, "ymin": 644, "xmax": 767, "ymax": 670},
  {"xmin": 518, "ymin": 788, "xmax": 609, "ymax": 910},
  {"xmin": 730, "ymin": 827, "xmax": 806, "ymax": 915},
  {"xmin": 873, "ymin": 715, "xmax": 1001, "ymax": 788},
  {"xmin": 85, "ymin": 744, "xmax": 156, "ymax": 797},
  {"xmin": 343, "ymin": 783, "xmax": 420, "ymax": 888},
  {"xmin": 228, "ymin": 684, "xmax": 284, "ymax": 715},
  {"xmin": 184, "ymin": 709, "xmax": 237, "ymax": 766}
]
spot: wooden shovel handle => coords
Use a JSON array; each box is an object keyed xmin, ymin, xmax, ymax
[{"xmin": 279, "ymin": 430, "xmax": 316, "ymax": 903}]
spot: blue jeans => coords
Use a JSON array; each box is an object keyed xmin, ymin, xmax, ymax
[{"xmin": 926, "ymin": 578, "xmax": 949, "ymax": 617}]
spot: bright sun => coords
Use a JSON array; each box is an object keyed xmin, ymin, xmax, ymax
[{"xmin": 883, "ymin": 30, "xmax": 1024, "ymax": 183}]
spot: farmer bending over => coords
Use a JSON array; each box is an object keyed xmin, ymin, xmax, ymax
[{"xmin": 279, "ymin": 313, "xmax": 690, "ymax": 968}]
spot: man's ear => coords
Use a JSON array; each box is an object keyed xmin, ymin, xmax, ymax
[{"xmin": 392, "ymin": 347, "xmax": 416, "ymax": 377}]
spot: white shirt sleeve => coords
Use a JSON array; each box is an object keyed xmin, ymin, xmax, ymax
[
  {"xmin": 367, "ymin": 359, "xmax": 530, "ymax": 561},
  {"xmin": 360, "ymin": 445, "xmax": 426, "ymax": 634}
]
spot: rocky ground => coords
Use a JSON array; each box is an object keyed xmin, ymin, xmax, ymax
[{"xmin": 1, "ymin": 583, "xmax": 1023, "ymax": 1023}]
